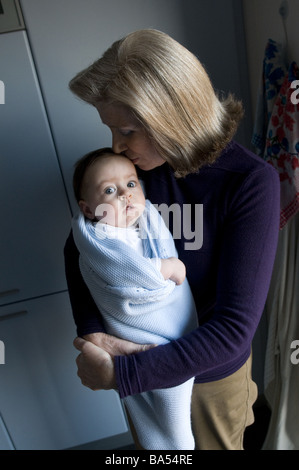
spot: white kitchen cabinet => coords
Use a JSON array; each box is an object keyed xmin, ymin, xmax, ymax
[
  {"xmin": 0, "ymin": 293, "xmax": 129, "ymax": 450},
  {"xmin": 0, "ymin": 25, "xmax": 130, "ymax": 450},
  {"xmin": 0, "ymin": 30, "xmax": 71, "ymax": 306}
]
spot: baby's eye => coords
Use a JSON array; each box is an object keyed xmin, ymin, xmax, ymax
[
  {"xmin": 104, "ymin": 187, "xmax": 116, "ymax": 195},
  {"xmin": 127, "ymin": 181, "xmax": 136, "ymax": 188}
]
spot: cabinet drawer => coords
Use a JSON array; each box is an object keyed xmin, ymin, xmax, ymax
[{"xmin": 0, "ymin": 293, "xmax": 129, "ymax": 449}]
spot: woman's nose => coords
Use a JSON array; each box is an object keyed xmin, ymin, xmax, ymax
[{"xmin": 112, "ymin": 133, "xmax": 128, "ymax": 154}]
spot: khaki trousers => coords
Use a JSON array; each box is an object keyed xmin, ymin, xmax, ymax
[{"xmin": 127, "ymin": 354, "xmax": 258, "ymax": 450}]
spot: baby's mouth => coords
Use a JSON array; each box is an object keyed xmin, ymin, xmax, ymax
[{"xmin": 126, "ymin": 204, "xmax": 135, "ymax": 212}]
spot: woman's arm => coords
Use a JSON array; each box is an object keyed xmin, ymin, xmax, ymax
[
  {"xmin": 73, "ymin": 335, "xmax": 156, "ymax": 390},
  {"xmin": 114, "ymin": 163, "xmax": 281, "ymax": 397}
]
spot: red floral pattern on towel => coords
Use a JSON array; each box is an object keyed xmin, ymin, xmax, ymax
[{"xmin": 265, "ymin": 62, "xmax": 299, "ymax": 228}]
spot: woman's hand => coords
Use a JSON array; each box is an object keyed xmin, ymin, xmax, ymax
[
  {"xmin": 82, "ymin": 332, "xmax": 155, "ymax": 356},
  {"xmin": 73, "ymin": 333, "xmax": 156, "ymax": 391},
  {"xmin": 74, "ymin": 337, "xmax": 116, "ymax": 390}
]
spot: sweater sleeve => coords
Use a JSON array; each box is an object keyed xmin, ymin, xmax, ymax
[
  {"xmin": 115, "ymin": 164, "xmax": 281, "ymax": 398},
  {"xmin": 64, "ymin": 231, "xmax": 106, "ymax": 337}
]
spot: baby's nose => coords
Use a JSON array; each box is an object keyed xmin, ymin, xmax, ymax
[{"xmin": 119, "ymin": 193, "xmax": 132, "ymax": 203}]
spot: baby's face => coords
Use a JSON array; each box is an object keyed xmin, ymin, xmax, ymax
[{"xmin": 80, "ymin": 155, "xmax": 146, "ymax": 227}]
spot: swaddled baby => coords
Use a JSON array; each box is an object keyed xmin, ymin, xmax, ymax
[{"xmin": 72, "ymin": 148, "xmax": 198, "ymax": 450}]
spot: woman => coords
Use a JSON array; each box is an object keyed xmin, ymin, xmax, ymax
[{"xmin": 64, "ymin": 29, "xmax": 280, "ymax": 450}]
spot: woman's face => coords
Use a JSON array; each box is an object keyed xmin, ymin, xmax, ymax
[{"xmin": 96, "ymin": 102, "xmax": 165, "ymax": 171}]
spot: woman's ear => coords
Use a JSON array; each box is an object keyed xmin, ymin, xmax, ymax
[{"xmin": 79, "ymin": 200, "xmax": 94, "ymax": 220}]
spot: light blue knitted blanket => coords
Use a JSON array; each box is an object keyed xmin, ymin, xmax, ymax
[{"xmin": 72, "ymin": 200, "xmax": 197, "ymax": 449}]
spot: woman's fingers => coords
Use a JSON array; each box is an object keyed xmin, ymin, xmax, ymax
[
  {"xmin": 82, "ymin": 332, "xmax": 157, "ymax": 356},
  {"xmin": 73, "ymin": 337, "xmax": 116, "ymax": 390}
]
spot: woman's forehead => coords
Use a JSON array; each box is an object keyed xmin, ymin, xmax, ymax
[{"xmin": 96, "ymin": 102, "xmax": 137, "ymax": 127}]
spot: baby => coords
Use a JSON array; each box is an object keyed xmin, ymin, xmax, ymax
[
  {"xmin": 71, "ymin": 148, "xmax": 197, "ymax": 450},
  {"xmin": 75, "ymin": 148, "xmax": 186, "ymax": 286}
]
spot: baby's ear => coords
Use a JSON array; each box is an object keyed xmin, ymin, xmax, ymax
[{"xmin": 79, "ymin": 200, "xmax": 94, "ymax": 220}]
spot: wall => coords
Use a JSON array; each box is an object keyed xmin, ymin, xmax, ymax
[
  {"xmin": 243, "ymin": 0, "xmax": 299, "ymax": 116},
  {"xmin": 180, "ymin": 0, "xmax": 253, "ymax": 149}
]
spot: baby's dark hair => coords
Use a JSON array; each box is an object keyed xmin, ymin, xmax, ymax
[{"xmin": 73, "ymin": 147, "xmax": 115, "ymax": 202}]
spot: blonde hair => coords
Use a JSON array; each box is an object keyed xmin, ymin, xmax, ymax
[{"xmin": 69, "ymin": 29, "xmax": 243, "ymax": 177}]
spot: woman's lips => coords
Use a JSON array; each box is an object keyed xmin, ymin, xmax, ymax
[{"xmin": 129, "ymin": 157, "xmax": 139, "ymax": 165}]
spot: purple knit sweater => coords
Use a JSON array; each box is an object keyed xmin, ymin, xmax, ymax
[{"xmin": 64, "ymin": 141, "xmax": 280, "ymax": 398}]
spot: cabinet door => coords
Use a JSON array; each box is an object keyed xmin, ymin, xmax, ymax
[
  {"xmin": 0, "ymin": 293, "xmax": 129, "ymax": 450},
  {"xmin": 0, "ymin": 30, "xmax": 71, "ymax": 306},
  {"xmin": 0, "ymin": 414, "xmax": 14, "ymax": 450}
]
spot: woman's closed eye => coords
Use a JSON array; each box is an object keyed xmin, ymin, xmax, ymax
[{"xmin": 119, "ymin": 128, "xmax": 134, "ymax": 136}]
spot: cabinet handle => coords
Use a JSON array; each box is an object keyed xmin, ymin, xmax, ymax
[
  {"xmin": 0, "ymin": 310, "xmax": 28, "ymax": 321},
  {"xmin": 0, "ymin": 289, "xmax": 20, "ymax": 298}
]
